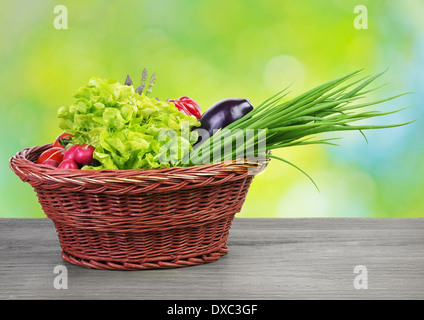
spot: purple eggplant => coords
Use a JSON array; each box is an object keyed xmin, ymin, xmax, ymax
[{"xmin": 193, "ymin": 98, "xmax": 253, "ymax": 146}]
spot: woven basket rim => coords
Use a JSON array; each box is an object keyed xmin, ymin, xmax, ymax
[{"xmin": 9, "ymin": 144, "xmax": 270, "ymax": 193}]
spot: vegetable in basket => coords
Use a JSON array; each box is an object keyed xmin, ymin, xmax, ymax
[
  {"xmin": 63, "ymin": 144, "xmax": 79, "ymax": 162},
  {"xmin": 183, "ymin": 70, "xmax": 413, "ymax": 188},
  {"xmin": 37, "ymin": 68, "xmax": 412, "ymax": 182},
  {"xmin": 193, "ymin": 98, "xmax": 254, "ymax": 147},
  {"xmin": 43, "ymin": 159, "xmax": 60, "ymax": 167},
  {"xmin": 53, "ymin": 132, "xmax": 73, "ymax": 148},
  {"xmin": 73, "ymin": 144, "xmax": 95, "ymax": 165},
  {"xmin": 58, "ymin": 159, "xmax": 79, "ymax": 169},
  {"xmin": 36, "ymin": 147, "xmax": 64, "ymax": 165},
  {"xmin": 168, "ymin": 96, "xmax": 203, "ymax": 119},
  {"xmin": 57, "ymin": 76, "xmax": 200, "ymax": 170}
]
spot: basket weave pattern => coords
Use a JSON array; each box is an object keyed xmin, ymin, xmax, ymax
[{"xmin": 10, "ymin": 144, "xmax": 268, "ymax": 270}]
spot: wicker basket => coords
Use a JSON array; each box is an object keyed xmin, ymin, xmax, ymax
[{"xmin": 9, "ymin": 144, "xmax": 269, "ymax": 270}]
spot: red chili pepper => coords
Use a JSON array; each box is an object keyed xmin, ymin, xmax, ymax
[{"xmin": 168, "ymin": 96, "xmax": 202, "ymax": 119}]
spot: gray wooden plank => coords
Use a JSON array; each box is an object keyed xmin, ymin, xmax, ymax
[{"xmin": 0, "ymin": 218, "xmax": 423, "ymax": 300}]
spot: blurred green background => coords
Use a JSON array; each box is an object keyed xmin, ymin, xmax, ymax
[{"xmin": 1, "ymin": 0, "xmax": 422, "ymax": 218}]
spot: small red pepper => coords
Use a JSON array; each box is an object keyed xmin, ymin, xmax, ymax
[{"xmin": 168, "ymin": 96, "xmax": 202, "ymax": 119}]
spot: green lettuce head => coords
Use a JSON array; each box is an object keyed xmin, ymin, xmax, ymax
[{"xmin": 58, "ymin": 77, "xmax": 200, "ymax": 170}]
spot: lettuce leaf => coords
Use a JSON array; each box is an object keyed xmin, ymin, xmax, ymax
[{"xmin": 58, "ymin": 77, "xmax": 200, "ymax": 170}]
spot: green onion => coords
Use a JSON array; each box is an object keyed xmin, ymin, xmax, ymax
[{"xmin": 181, "ymin": 70, "xmax": 414, "ymax": 187}]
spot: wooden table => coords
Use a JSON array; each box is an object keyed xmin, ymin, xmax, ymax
[{"xmin": 1, "ymin": 218, "xmax": 423, "ymax": 300}]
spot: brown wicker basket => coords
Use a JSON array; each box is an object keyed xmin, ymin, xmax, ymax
[{"xmin": 9, "ymin": 144, "xmax": 269, "ymax": 270}]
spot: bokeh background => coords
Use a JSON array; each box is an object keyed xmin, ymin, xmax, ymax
[{"xmin": 1, "ymin": 0, "xmax": 423, "ymax": 218}]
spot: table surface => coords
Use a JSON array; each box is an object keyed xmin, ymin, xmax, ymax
[{"xmin": 0, "ymin": 218, "xmax": 423, "ymax": 300}]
